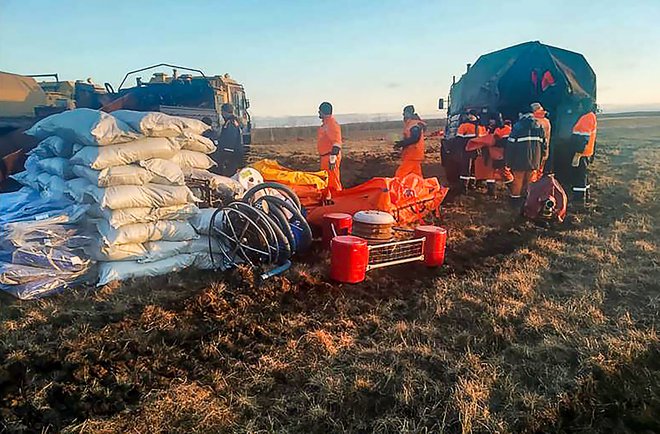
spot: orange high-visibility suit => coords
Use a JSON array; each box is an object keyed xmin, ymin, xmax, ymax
[
  {"xmin": 533, "ymin": 109, "xmax": 551, "ymax": 172},
  {"xmin": 456, "ymin": 121, "xmax": 487, "ymax": 184},
  {"xmin": 569, "ymin": 111, "xmax": 597, "ymax": 199},
  {"xmin": 395, "ymin": 118, "xmax": 426, "ymax": 178},
  {"xmin": 317, "ymin": 115, "xmax": 343, "ymax": 193}
]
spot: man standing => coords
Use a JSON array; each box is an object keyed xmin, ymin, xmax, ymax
[
  {"xmin": 211, "ymin": 103, "xmax": 244, "ymax": 177},
  {"xmin": 317, "ymin": 102, "xmax": 343, "ymax": 194},
  {"xmin": 505, "ymin": 111, "xmax": 547, "ymax": 207},
  {"xmin": 531, "ymin": 102, "xmax": 551, "ymax": 172},
  {"xmin": 394, "ymin": 105, "xmax": 426, "ymax": 178},
  {"xmin": 567, "ymin": 100, "xmax": 597, "ymax": 204}
]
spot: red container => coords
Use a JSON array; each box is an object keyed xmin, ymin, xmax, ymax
[
  {"xmin": 330, "ymin": 235, "xmax": 368, "ymax": 283},
  {"xmin": 322, "ymin": 213, "xmax": 353, "ymax": 248},
  {"xmin": 415, "ymin": 225, "xmax": 447, "ymax": 267}
]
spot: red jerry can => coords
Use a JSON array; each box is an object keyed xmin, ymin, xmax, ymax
[
  {"xmin": 322, "ymin": 213, "xmax": 353, "ymax": 248},
  {"xmin": 330, "ymin": 235, "xmax": 368, "ymax": 283},
  {"xmin": 414, "ymin": 225, "xmax": 447, "ymax": 267}
]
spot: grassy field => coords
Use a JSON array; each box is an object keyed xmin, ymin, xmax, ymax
[{"xmin": 0, "ymin": 116, "xmax": 658, "ymax": 433}]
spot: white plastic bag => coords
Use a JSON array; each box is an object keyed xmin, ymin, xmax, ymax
[
  {"xmin": 26, "ymin": 108, "xmax": 140, "ymax": 146},
  {"xmin": 86, "ymin": 184, "xmax": 197, "ymax": 209},
  {"xmin": 72, "ymin": 164, "xmax": 153, "ymax": 187},
  {"xmin": 177, "ymin": 133, "xmax": 217, "ymax": 153},
  {"xmin": 139, "ymin": 159, "xmax": 185, "ymax": 186},
  {"xmin": 70, "ymin": 137, "xmax": 180, "ymax": 170},
  {"xmin": 97, "ymin": 219, "xmax": 198, "ymax": 245},
  {"xmin": 112, "ymin": 110, "xmax": 210, "ymax": 137},
  {"xmin": 97, "ymin": 253, "xmax": 195, "ymax": 286},
  {"xmin": 88, "ymin": 203, "xmax": 199, "ymax": 228},
  {"xmin": 172, "ymin": 150, "xmax": 217, "ymax": 170}
]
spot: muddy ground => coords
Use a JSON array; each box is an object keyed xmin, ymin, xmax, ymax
[{"xmin": 0, "ymin": 116, "xmax": 658, "ymax": 433}]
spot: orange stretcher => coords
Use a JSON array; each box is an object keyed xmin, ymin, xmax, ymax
[
  {"xmin": 251, "ymin": 159, "xmax": 328, "ymax": 211},
  {"xmin": 307, "ymin": 174, "xmax": 448, "ymax": 227}
]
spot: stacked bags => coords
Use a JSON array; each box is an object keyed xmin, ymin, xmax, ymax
[
  {"xmin": 15, "ymin": 108, "xmax": 227, "ymax": 285},
  {"xmin": 0, "ymin": 189, "xmax": 93, "ymax": 299}
]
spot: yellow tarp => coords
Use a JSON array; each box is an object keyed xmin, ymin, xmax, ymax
[{"xmin": 252, "ymin": 159, "xmax": 328, "ymax": 189}]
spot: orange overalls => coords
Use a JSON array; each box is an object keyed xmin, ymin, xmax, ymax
[
  {"xmin": 570, "ymin": 111, "xmax": 597, "ymax": 198},
  {"xmin": 457, "ymin": 122, "xmax": 487, "ymax": 184},
  {"xmin": 533, "ymin": 109, "xmax": 551, "ymax": 178},
  {"xmin": 317, "ymin": 115, "xmax": 343, "ymax": 193},
  {"xmin": 395, "ymin": 118, "xmax": 426, "ymax": 178}
]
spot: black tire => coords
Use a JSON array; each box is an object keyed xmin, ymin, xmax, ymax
[{"xmin": 242, "ymin": 182, "xmax": 302, "ymax": 211}]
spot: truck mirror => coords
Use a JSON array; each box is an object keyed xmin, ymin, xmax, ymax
[{"xmin": 438, "ymin": 98, "xmax": 445, "ymax": 110}]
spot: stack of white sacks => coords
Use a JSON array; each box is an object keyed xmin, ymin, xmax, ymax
[{"xmin": 17, "ymin": 108, "xmax": 230, "ymax": 285}]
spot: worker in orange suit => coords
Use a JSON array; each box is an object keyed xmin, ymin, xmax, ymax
[
  {"xmin": 531, "ymin": 102, "xmax": 551, "ymax": 173},
  {"xmin": 457, "ymin": 111, "xmax": 487, "ymax": 191},
  {"xmin": 317, "ymin": 102, "xmax": 343, "ymax": 194},
  {"xmin": 568, "ymin": 100, "xmax": 597, "ymax": 205},
  {"xmin": 394, "ymin": 105, "xmax": 427, "ymax": 178}
]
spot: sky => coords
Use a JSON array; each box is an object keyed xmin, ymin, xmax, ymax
[{"xmin": 1, "ymin": 0, "xmax": 660, "ymax": 118}]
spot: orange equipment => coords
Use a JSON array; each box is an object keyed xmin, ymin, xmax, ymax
[
  {"xmin": 317, "ymin": 115, "xmax": 343, "ymax": 193},
  {"xmin": 307, "ymin": 174, "xmax": 448, "ymax": 227},
  {"xmin": 251, "ymin": 159, "xmax": 328, "ymax": 212},
  {"xmin": 395, "ymin": 118, "xmax": 426, "ymax": 178}
]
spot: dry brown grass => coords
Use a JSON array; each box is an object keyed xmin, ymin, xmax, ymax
[{"xmin": 1, "ymin": 116, "xmax": 659, "ymax": 433}]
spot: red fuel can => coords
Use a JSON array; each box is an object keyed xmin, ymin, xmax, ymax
[
  {"xmin": 330, "ymin": 235, "xmax": 368, "ymax": 283},
  {"xmin": 322, "ymin": 213, "xmax": 353, "ymax": 248},
  {"xmin": 415, "ymin": 225, "xmax": 447, "ymax": 267}
]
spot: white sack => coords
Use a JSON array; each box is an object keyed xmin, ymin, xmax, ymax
[
  {"xmin": 36, "ymin": 157, "xmax": 74, "ymax": 179},
  {"xmin": 85, "ymin": 241, "xmax": 147, "ymax": 261},
  {"xmin": 139, "ymin": 159, "xmax": 185, "ymax": 185},
  {"xmin": 140, "ymin": 240, "xmax": 192, "ymax": 263},
  {"xmin": 65, "ymin": 178, "xmax": 94, "ymax": 202},
  {"xmin": 112, "ymin": 110, "xmax": 210, "ymax": 137},
  {"xmin": 87, "ymin": 184, "xmax": 197, "ymax": 210},
  {"xmin": 11, "ymin": 170, "xmax": 39, "ymax": 190},
  {"xmin": 183, "ymin": 167, "xmax": 244, "ymax": 193},
  {"xmin": 73, "ymin": 164, "xmax": 152, "ymax": 187},
  {"xmin": 70, "ymin": 137, "xmax": 180, "ymax": 170},
  {"xmin": 26, "ymin": 108, "xmax": 139, "ymax": 146},
  {"xmin": 89, "ymin": 203, "xmax": 199, "ymax": 228},
  {"xmin": 97, "ymin": 219, "xmax": 199, "ymax": 245},
  {"xmin": 189, "ymin": 208, "xmax": 218, "ymax": 235},
  {"xmin": 177, "ymin": 132, "xmax": 217, "ymax": 153},
  {"xmin": 97, "ymin": 253, "xmax": 195, "ymax": 286},
  {"xmin": 29, "ymin": 136, "xmax": 73, "ymax": 158},
  {"xmin": 172, "ymin": 150, "xmax": 216, "ymax": 170}
]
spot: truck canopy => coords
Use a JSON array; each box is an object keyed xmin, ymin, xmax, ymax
[
  {"xmin": 448, "ymin": 41, "xmax": 596, "ymax": 128},
  {"xmin": 0, "ymin": 71, "xmax": 47, "ymax": 118}
]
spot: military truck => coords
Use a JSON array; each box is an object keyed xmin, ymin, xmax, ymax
[{"xmin": 0, "ymin": 64, "xmax": 252, "ymax": 189}]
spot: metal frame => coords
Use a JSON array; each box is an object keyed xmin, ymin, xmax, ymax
[{"xmin": 366, "ymin": 237, "xmax": 425, "ymax": 271}]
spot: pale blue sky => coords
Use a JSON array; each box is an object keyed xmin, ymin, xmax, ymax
[{"xmin": 1, "ymin": 0, "xmax": 659, "ymax": 116}]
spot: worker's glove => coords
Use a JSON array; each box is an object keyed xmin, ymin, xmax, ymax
[
  {"xmin": 329, "ymin": 154, "xmax": 337, "ymax": 170},
  {"xmin": 330, "ymin": 145, "xmax": 341, "ymax": 156}
]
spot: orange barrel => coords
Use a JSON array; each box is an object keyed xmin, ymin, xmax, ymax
[
  {"xmin": 415, "ymin": 225, "xmax": 447, "ymax": 267},
  {"xmin": 322, "ymin": 213, "xmax": 353, "ymax": 248},
  {"xmin": 330, "ymin": 235, "xmax": 368, "ymax": 283}
]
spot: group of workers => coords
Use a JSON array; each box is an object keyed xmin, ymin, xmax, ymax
[
  {"xmin": 205, "ymin": 98, "xmax": 597, "ymax": 210},
  {"xmin": 315, "ymin": 99, "xmax": 598, "ymax": 208}
]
